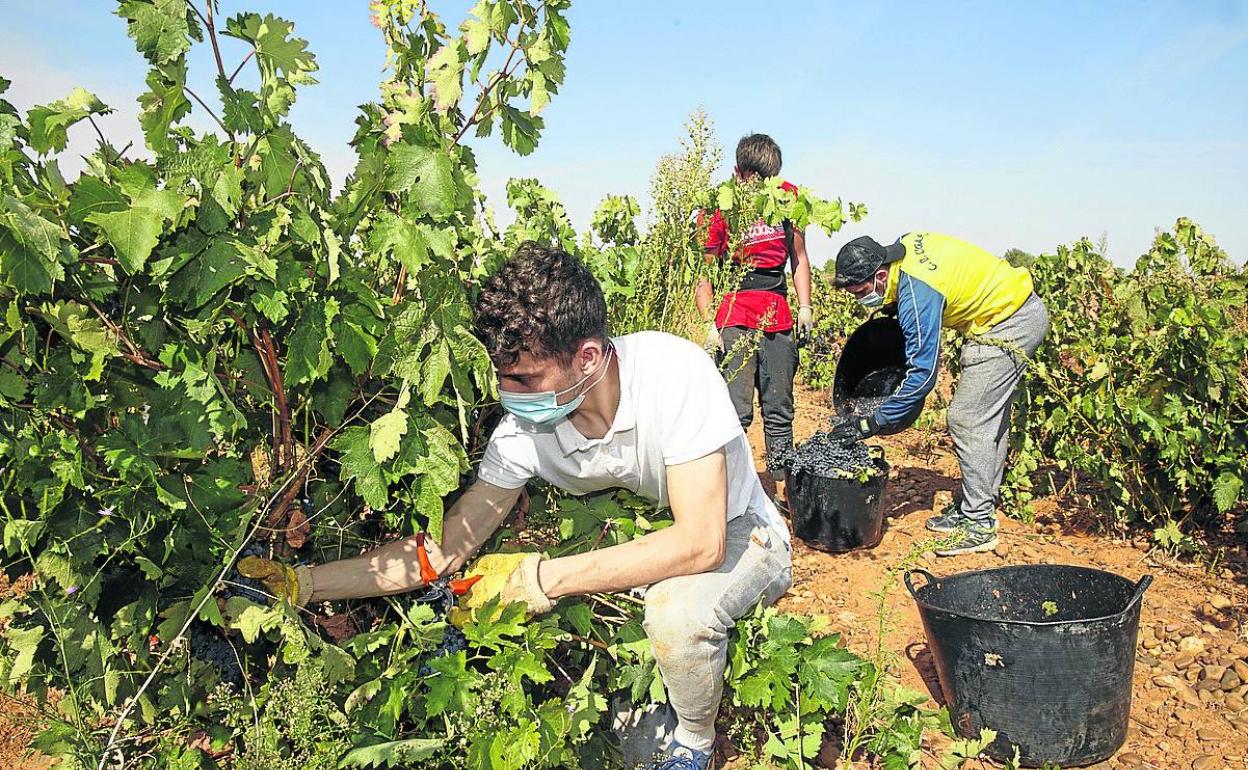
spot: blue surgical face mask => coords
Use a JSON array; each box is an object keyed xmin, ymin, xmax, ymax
[
  {"xmin": 856, "ymin": 272, "xmax": 886, "ymax": 308},
  {"xmin": 499, "ymin": 346, "xmax": 614, "ymax": 426}
]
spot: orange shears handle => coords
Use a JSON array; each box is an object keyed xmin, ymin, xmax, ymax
[
  {"xmin": 415, "ymin": 534, "xmax": 482, "ymax": 596},
  {"xmin": 448, "ymin": 575, "xmax": 483, "ymax": 596},
  {"xmin": 415, "ymin": 532, "xmax": 438, "ymax": 585}
]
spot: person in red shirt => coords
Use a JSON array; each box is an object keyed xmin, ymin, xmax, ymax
[{"xmin": 695, "ymin": 133, "xmax": 814, "ymax": 471}]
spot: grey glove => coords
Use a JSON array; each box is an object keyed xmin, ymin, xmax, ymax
[
  {"xmin": 704, "ymin": 322, "xmax": 724, "ymax": 353},
  {"xmin": 796, "ymin": 305, "xmax": 814, "ymax": 339}
]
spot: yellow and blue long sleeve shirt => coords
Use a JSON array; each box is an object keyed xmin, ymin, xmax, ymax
[{"xmin": 876, "ymin": 232, "xmax": 1035, "ymax": 429}]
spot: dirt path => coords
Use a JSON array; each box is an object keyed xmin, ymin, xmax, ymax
[{"xmin": 743, "ymin": 384, "xmax": 1248, "ymax": 770}]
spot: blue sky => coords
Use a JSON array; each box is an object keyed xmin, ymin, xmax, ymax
[{"xmin": 2, "ymin": 1, "xmax": 1245, "ymax": 266}]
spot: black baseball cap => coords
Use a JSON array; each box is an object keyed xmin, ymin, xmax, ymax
[{"xmin": 834, "ymin": 236, "xmax": 906, "ymax": 287}]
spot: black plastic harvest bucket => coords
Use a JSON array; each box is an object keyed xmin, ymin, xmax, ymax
[
  {"xmin": 787, "ymin": 453, "xmax": 889, "ymax": 552},
  {"xmin": 906, "ymin": 565, "xmax": 1152, "ymax": 767}
]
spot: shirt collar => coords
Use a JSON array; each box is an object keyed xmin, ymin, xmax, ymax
[{"xmin": 554, "ymin": 337, "xmax": 636, "ymax": 455}]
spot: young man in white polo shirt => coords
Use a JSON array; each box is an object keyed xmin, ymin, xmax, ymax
[{"xmin": 242, "ymin": 243, "xmax": 792, "ymax": 769}]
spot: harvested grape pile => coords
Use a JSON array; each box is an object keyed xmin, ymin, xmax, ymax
[
  {"xmin": 844, "ymin": 366, "xmax": 905, "ymax": 417},
  {"xmin": 775, "ymin": 431, "xmax": 881, "ymax": 479}
]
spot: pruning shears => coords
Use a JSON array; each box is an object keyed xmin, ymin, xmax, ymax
[{"xmin": 413, "ymin": 532, "xmax": 483, "ymax": 613}]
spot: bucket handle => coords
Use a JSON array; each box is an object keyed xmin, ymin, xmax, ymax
[
  {"xmin": 1127, "ymin": 574, "xmax": 1153, "ymax": 610},
  {"xmin": 903, "ymin": 568, "xmax": 938, "ymax": 599}
]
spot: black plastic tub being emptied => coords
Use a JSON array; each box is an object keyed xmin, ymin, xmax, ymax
[
  {"xmin": 906, "ymin": 565, "xmax": 1152, "ymax": 767},
  {"xmin": 787, "ymin": 454, "xmax": 889, "ymax": 553},
  {"xmin": 831, "ymin": 316, "xmax": 923, "ymax": 432}
]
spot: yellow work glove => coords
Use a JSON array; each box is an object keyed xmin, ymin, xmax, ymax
[
  {"xmin": 237, "ymin": 556, "xmax": 314, "ymax": 607},
  {"xmin": 448, "ymin": 552, "xmax": 552, "ymax": 628}
]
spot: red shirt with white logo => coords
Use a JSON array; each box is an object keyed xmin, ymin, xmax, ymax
[{"xmin": 704, "ymin": 180, "xmax": 798, "ymax": 332}]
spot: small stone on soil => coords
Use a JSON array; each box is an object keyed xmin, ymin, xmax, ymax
[
  {"xmin": 1203, "ymin": 664, "xmax": 1227, "ymax": 681},
  {"xmin": 1178, "ymin": 636, "xmax": 1207, "ymax": 655},
  {"xmin": 1228, "ymin": 653, "xmax": 1248, "ymax": 678},
  {"xmin": 1197, "ymin": 677, "xmax": 1223, "ymax": 693},
  {"xmin": 1177, "ymin": 682, "xmax": 1203, "ymax": 707}
]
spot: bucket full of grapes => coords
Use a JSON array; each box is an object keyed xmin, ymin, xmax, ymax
[
  {"xmin": 832, "ymin": 316, "xmax": 923, "ymax": 432},
  {"xmin": 781, "ymin": 433, "xmax": 889, "ymax": 552}
]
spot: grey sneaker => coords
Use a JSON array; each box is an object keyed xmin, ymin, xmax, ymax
[
  {"xmin": 935, "ymin": 524, "xmax": 998, "ymax": 556},
  {"xmin": 926, "ymin": 503, "xmax": 969, "ymax": 533},
  {"xmin": 653, "ymin": 743, "xmax": 714, "ymax": 770}
]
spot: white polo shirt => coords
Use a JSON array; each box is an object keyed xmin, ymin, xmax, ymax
[{"xmin": 478, "ymin": 331, "xmax": 788, "ymax": 541}]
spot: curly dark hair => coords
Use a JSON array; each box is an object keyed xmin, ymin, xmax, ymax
[{"xmin": 473, "ymin": 242, "xmax": 609, "ymax": 367}]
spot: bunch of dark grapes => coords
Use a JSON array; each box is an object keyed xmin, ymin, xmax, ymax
[
  {"xmin": 102, "ymin": 298, "xmax": 124, "ymax": 322},
  {"xmin": 845, "ymin": 395, "xmax": 888, "ymax": 418},
  {"xmin": 189, "ymin": 624, "xmax": 244, "ymax": 688},
  {"xmin": 223, "ymin": 542, "xmax": 269, "ymax": 603},
  {"xmin": 844, "ymin": 366, "xmax": 905, "ymax": 417},
  {"xmin": 778, "ymin": 431, "xmax": 879, "ymax": 479},
  {"xmin": 419, "ymin": 626, "xmax": 468, "ymax": 676}
]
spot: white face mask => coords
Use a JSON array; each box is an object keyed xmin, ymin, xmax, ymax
[
  {"xmin": 499, "ymin": 346, "xmax": 614, "ymax": 426},
  {"xmin": 856, "ymin": 272, "xmax": 886, "ymax": 308}
]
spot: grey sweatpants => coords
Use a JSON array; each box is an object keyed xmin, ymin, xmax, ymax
[
  {"xmin": 948, "ymin": 293, "xmax": 1049, "ymax": 525},
  {"xmin": 720, "ymin": 326, "xmax": 798, "ymax": 464},
  {"xmin": 642, "ymin": 511, "xmax": 792, "ymax": 752}
]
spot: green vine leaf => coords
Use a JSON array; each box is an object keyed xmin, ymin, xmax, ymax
[
  {"xmin": 428, "ymin": 41, "xmax": 466, "ymax": 114},
  {"xmin": 385, "ymin": 143, "xmax": 458, "ymax": 216},
  {"xmin": 369, "ymin": 382, "xmax": 411, "ymax": 463},
  {"xmin": 117, "ymin": 0, "xmax": 198, "ymax": 66},
  {"xmin": 338, "ymin": 738, "xmax": 445, "ymax": 768},
  {"xmin": 88, "ymin": 206, "xmax": 165, "ymax": 274},
  {"xmin": 25, "ymin": 87, "xmax": 111, "ymax": 154},
  {"xmin": 333, "ymin": 426, "xmax": 389, "ymax": 510},
  {"xmin": 5, "ymin": 624, "xmax": 44, "ymax": 684}
]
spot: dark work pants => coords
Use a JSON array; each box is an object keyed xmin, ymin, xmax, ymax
[{"xmin": 720, "ymin": 326, "xmax": 797, "ymax": 464}]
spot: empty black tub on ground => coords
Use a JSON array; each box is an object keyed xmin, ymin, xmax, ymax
[
  {"xmin": 906, "ymin": 565, "xmax": 1152, "ymax": 767},
  {"xmin": 787, "ymin": 453, "xmax": 889, "ymax": 552}
]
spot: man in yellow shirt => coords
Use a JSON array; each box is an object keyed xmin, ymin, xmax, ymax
[{"xmin": 828, "ymin": 233, "xmax": 1048, "ymax": 556}]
